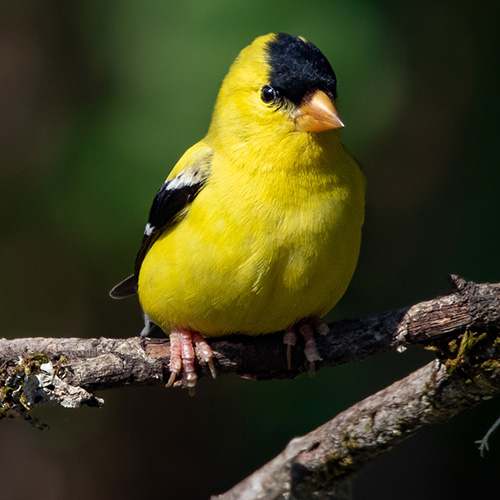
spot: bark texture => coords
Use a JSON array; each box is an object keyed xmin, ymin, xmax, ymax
[
  {"xmin": 1, "ymin": 277, "xmax": 500, "ymax": 496},
  {"xmin": 212, "ymin": 337, "xmax": 500, "ymax": 499}
]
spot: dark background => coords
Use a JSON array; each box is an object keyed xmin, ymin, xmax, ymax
[{"xmin": 1, "ymin": 1, "xmax": 499, "ymax": 499}]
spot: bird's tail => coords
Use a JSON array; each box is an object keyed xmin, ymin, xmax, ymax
[{"xmin": 109, "ymin": 274, "xmax": 137, "ymax": 299}]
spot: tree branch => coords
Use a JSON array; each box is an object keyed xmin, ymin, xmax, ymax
[
  {"xmin": 1, "ymin": 276, "xmax": 500, "ymax": 493},
  {"xmin": 2, "ymin": 275, "xmax": 499, "ymax": 392},
  {"xmin": 211, "ymin": 341, "xmax": 500, "ymax": 499}
]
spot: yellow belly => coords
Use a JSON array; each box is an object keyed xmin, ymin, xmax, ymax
[{"xmin": 137, "ymin": 160, "xmax": 364, "ymax": 337}]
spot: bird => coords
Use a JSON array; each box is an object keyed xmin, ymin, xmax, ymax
[{"xmin": 110, "ymin": 33, "xmax": 365, "ymax": 390}]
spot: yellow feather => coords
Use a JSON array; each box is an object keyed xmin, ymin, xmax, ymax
[{"xmin": 137, "ymin": 33, "xmax": 365, "ymax": 337}]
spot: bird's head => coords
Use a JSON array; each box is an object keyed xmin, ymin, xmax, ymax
[{"xmin": 208, "ymin": 33, "xmax": 344, "ymax": 150}]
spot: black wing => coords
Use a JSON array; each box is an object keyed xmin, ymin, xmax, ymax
[{"xmin": 109, "ymin": 150, "xmax": 212, "ymax": 299}]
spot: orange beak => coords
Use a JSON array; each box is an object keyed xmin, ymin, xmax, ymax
[{"xmin": 294, "ymin": 89, "xmax": 344, "ymax": 132}]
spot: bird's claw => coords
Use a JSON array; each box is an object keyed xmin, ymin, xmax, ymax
[
  {"xmin": 283, "ymin": 316, "xmax": 329, "ymax": 374},
  {"xmin": 166, "ymin": 330, "xmax": 216, "ymax": 393}
]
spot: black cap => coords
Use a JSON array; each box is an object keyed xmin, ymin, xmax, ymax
[{"xmin": 267, "ymin": 33, "xmax": 338, "ymax": 105}]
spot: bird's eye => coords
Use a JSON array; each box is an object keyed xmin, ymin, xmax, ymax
[{"xmin": 261, "ymin": 85, "xmax": 278, "ymax": 103}]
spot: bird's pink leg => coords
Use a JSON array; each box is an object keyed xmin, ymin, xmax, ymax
[
  {"xmin": 166, "ymin": 332, "xmax": 183, "ymax": 387},
  {"xmin": 166, "ymin": 330, "xmax": 216, "ymax": 394},
  {"xmin": 283, "ymin": 316, "xmax": 330, "ymax": 374},
  {"xmin": 283, "ymin": 328, "xmax": 297, "ymax": 371},
  {"xmin": 192, "ymin": 332, "xmax": 217, "ymax": 379}
]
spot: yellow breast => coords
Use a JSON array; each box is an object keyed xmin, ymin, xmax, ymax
[{"xmin": 138, "ymin": 132, "xmax": 365, "ymax": 336}]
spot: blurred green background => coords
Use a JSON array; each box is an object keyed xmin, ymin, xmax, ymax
[{"xmin": 1, "ymin": 1, "xmax": 500, "ymax": 498}]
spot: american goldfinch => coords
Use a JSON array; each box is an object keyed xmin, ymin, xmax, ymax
[{"xmin": 110, "ymin": 33, "xmax": 365, "ymax": 389}]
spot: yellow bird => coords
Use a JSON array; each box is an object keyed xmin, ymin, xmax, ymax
[{"xmin": 110, "ymin": 33, "xmax": 365, "ymax": 389}]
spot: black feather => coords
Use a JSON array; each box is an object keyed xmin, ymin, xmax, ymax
[
  {"xmin": 133, "ymin": 174, "xmax": 207, "ymax": 279},
  {"xmin": 109, "ymin": 274, "xmax": 136, "ymax": 299},
  {"xmin": 267, "ymin": 33, "xmax": 338, "ymax": 104},
  {"xmin": 109, "ymin": 153, "xmax": 212, "ymax": 299}
]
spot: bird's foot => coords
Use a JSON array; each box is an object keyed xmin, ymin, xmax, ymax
[
  {"xmin": 283, "ymin": 316, "xmax": 330, "ymax": 375},
  {"xmin": 166, "ymin": 330, "xmax": 216, "ymax": 394}
]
